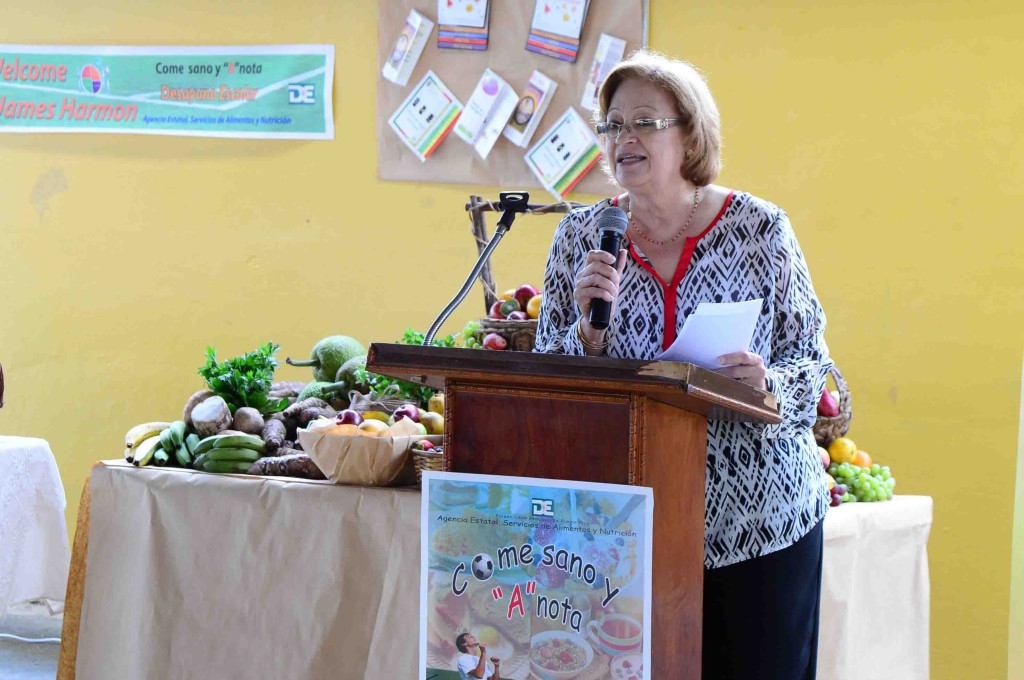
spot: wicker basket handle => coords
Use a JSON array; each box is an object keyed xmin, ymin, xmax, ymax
[{"xmin": 826, "ymin": 364, "xmax": 850, "ymax": 412}]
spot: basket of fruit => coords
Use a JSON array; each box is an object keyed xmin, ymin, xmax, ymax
[
  {"xmin": 412, "ymin": 440, "xmax": 443, "ymax": 486},
  {"xmin": 472, "ymin": 283, "xmax": 542, "ymax": 352},
  {"xmin": 813, "ymin": 365, "xmax": 852, "ymax": 448}
]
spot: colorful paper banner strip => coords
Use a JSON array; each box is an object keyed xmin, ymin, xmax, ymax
[
  {"xmin": 552, "ymin": 144, "xmax": 602, "ymax": 197},
  {"xmin": 419, "ymin": 105, "xmax": 461, "ymax": 158},
  {"xmin": 526, "ymin": 29, "xmax": 581, "ymax": 63},
  {"xmin": 438, "ymin": 25, "xmax": 489, "ymax": 50}
]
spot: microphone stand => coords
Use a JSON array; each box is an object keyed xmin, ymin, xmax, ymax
[{"xmin": 423, "ymin": 191, "xmax": 529, "ymax": 347}]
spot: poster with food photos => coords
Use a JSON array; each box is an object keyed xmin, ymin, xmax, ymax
[
  {"xmin": 525, "ymin": 106, "xmax": 603, "ymax": 200},
  {"xmin": 388, "ymin": 71, "xmax": 463, "ymax": 162},
  {"xmin": 420, "ymin": 471, "xmax": 652, "ymax": 680}
]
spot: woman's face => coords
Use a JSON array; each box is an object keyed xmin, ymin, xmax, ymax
[{"xmin": 604, "ymin": 78, "xmax": 688, "ymax": 193}]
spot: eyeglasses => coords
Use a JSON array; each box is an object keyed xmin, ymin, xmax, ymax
[{"xmin": 595, "ymin": 118, "xmax": 682, "ymax": 142}]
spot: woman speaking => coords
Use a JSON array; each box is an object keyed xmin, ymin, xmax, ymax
[{"xmin": 534, "ymin": 50, "xmax": 832, "ymax": 680}]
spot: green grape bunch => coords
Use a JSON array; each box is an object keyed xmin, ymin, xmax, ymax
[{"xmin": 827, "ymin": 461, "xmax": 896, "ymax": 504}]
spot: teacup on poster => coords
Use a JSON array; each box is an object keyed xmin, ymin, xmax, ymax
[
  {"xmin": 525, "ymin": 106, "xmax": 603, "ymax": 200},
  {"xmin": 580, "ymin": 33, "xmax": 627, "ymax": 112},
  {"xmin": 388, "ymin": 71, "xmax": 463, "ymax": 162},
  {"xmin": 453, "ymin": 68, "xmax": 517, "ymax": 159},
  {"xmin": 382, "ymin": 9, "xmax": 434, "ymax": 87},
  {"xmin": 503, "ymin": 69, "xmax": 557, "ymax": 148}
]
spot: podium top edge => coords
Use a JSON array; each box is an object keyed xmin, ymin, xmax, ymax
[{"xmin": 366, "ymin": 343, "xmax": 780, "ymax": 424}]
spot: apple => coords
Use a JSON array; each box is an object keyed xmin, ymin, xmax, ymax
[
  {"xmin": 336, "ymin": 409, "xmax": 364, "ymax": 426},
  {"xmin": 392, "ymin": 403, "xmax": 420, "ymax": 423},
  {"xmin": 818, "ymin": 446, "xmax": 830, "ymax": 470},
  {"xmin": 514, "ymin": 284, "xmax": 539, "ymax": 312},
  {"xmin": 817, "ymin": 387, "xmax": 840, "ymax": 417},
  {"xmin": 415, "ymin": 439, "xmax": 435, "ymax": 451},
  {"xmin": 506, "ymin": 310, "xmax": 529, "ymax": 321},
  {"xmin": 482, "ymin": 333, "xmax": 507, "ymax": 350},
  {"xmin": 489, "ymin": 301, "xmax": 505, "ymax": 320}
]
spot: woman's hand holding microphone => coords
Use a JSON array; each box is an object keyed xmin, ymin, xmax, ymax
[{"xmin": 574, "ymin": 248, "xmax": 627, "ymax": 354}]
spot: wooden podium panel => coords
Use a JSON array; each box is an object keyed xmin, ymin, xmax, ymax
[
  {"xmin": 366, "ymin": 343, "xmax": 779, "ymax": 679},
  {"xmin": 447, "ymin": 385, "xmax": 633, "ymax": 484}
]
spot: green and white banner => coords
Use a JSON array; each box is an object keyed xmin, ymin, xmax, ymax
[{"xmin": 0, "ymin": 45, "xmax": 334, "ymax": 139}]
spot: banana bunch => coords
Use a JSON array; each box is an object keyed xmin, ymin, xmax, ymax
[
  {"xmin": 191, "ymin": 433, "xmax": 266, "ymax": 473},
  {"xmin": 123, "ymin": 421, "xmax": 171, "ymax": 464},
  {"xmin": 123, "ymin": 420, "xmax": 198, "ymax": 467}
]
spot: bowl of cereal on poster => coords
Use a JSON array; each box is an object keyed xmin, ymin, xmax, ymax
[
  {"xmin": 610, "ymin": 653, "xmax": 644, "ymax": 680},
  {"xmin": 530, "ymin": 630, "xmax": 594, "ymax": 679}
]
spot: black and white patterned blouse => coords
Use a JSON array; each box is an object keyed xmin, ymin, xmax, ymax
[{"xmin": 534, "ymin": 191, "xmax": 832, "ymax": 569}]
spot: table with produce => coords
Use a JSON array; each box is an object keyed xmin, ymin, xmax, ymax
[{"xmin": 58, "ymin": 282, "xmax": 930, "ymax": 680}]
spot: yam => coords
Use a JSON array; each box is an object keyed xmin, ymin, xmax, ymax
[
  {"xmin": 192, "ymin": 396, "xmax": 232, "ymax": 438},
  {"xmin": 232, "ymin": 407, "xmax": 265, "ymax": 435},
  {"xmin": 246, "ymin": 453, "xmax": 326, "ymax": 480},
  {"xmin": 269, "ymin": 381, "xmax": 306, "ymax": 398},
  {"xmin": 261, "ymin": 419, "xmax": 287, "ymax": 455},
  {"xmin": 282, "ymin": 397, "xmax": 330, "ymax": 420},
  {"xmin": 183, "ymin": 389, "xmax": 216, "ymax": 428}
]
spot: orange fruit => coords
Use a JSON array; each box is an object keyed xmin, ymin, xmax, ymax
[
  {"xmin": 827, "ymin": 437, "xmax": 857, "ymax": 464},
  {"xmin": 499, "ymin": 289, "xmax": 517, "ymax": 302},
  {"xmin": 851, "ymin": 450, "xmax": 872, "ymax": 468},
  {"xmin": 526, "ymin": 294, "xmax": 543, "ymax": 319}
]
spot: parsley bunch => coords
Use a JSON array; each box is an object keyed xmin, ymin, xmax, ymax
[{"xmin": 198, "ymin": 342, "xmax": 288, "ymax": 414}]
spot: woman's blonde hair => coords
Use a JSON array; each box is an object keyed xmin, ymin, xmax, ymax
[{"xmin": 597, "ymin": 49, "xmax": 722, "ymax": 187}]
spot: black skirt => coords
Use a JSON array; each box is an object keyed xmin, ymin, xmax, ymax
[{"xmin": 702, "ymin": 518, "xmax": 824, "ymax": 680}]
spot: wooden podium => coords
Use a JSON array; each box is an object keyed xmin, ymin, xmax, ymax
[{"xmin": 367, "ymin": 343, "xmax": 780, "ymax": 679}]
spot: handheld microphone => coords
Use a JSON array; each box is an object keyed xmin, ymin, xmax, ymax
[{"xmin": 588, "ymin": 206, "xmax": 628, "ymax": 331}]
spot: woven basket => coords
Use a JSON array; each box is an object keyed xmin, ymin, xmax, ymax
[
  {"xmin": 413, "ymin": 448, "xmax": 443, "ymax": 486},
  {"xmin": 477, "ymin": 318, "xmax": 538, "ymax": 352},
  {"xmin": 813, "ymin": 365, "xmax": 852, "ymax": 448}
]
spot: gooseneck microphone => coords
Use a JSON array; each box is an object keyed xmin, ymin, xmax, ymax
[
  {"xmin": 423, "ymin": 191, "xmax": 530, "ymax": 346},
  {"xmin": 588, "ymin": 206, "xmax": 628, "ymax": 331}
]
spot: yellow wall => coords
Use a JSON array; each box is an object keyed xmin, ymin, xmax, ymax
[{"xmin": 1, "ymin": 2, "xmax": 1021, "ymax": 679}]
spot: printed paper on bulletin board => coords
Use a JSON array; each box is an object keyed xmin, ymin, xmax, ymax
[{"xmin": 377, "ymin": 0, "xmax": 646, "ymax": 197}]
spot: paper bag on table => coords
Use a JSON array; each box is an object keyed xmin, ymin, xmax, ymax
[{"xmin": 297, "ymin": 421, "xmax": 442, "ymax": 487}]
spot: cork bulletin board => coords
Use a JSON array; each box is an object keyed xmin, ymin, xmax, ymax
[{"xmin": 376, "ymin": 0, "xmax": 647, "ymax": 196}]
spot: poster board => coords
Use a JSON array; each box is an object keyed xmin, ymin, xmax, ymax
[
  {"xmin": 377, "ymin": 0, "xmax": 647, "ymax": 197},
  {"xmin": 421, "ymin": 470, "xmax": 653, "ymax": 679}
]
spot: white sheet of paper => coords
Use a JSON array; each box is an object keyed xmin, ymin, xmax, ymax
[
  {"xmin": 382, "ymin": 9, "xmax": 434, "ymax": 87},
  {"xmin": 656, "ymin": 299, "xmax": 763, "ymax": 369},
  {"xmin": 580, "ymin": 33, "xmax": 626, "ymax": 111},
  {"xmin": 472, "ymin": 81, "xmax": 517, "ymax": 159},
  {"xmin": 388, "ymin": 71, "xmax": 462, "ymax": 162},
  {"xmin": 524, "ymin": 106, "xmax": 596, "ymax": 188},
  {"xmin": 529, "ymin": 0, "xmax": 589, "ymax": 39},
  {"xmin": 437, "ymin": 0, "xmax": 489, "ymax": 28},
  {"xmin": 503, "ymin": 69, "xmax": 557, "ymax": 148},
  {"xmin": 454, "ymin": 68, "xmax": 516, "ymax": 158}
]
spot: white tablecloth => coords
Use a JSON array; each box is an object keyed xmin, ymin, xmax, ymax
[
  {"xmin": 0, "ymin": 436, "xmax": 71, "ymax": 614},
  {"xmin": 818, "ymin": 495, "xmax": 931, "ymax": 680},
  {"xmin": 62, "ymin": 462, "xmax": 931, "ymax": 679}
]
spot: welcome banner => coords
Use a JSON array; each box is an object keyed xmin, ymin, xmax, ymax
[{"xmin": 0, "ymin": 45, "xmax": 334, "ymax": 139}]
